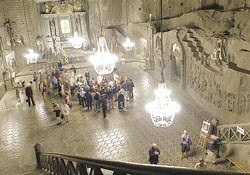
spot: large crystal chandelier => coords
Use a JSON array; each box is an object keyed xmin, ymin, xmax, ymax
[
  {"xmin": 122, "ymin": 37, "xmax": 135, "ymax": 51},
  {"xmin": 146, "ymin": 84, "xmax": 180, "ymax": 127},
  {"xmin": 25, "ymin": 49, "xmax": 39, "ymax": 64},
  {"xmin": 69, "ymin": 32, "xmax": 84, "ymax": 49},
  {"xmin": 89, "ymin": 36, "xmax": 117, "ymax": 75}
]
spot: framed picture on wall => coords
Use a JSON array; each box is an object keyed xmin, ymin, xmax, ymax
[{"xmin": 60, "ymin": 19, "xmax": 71, "ymax": 34}]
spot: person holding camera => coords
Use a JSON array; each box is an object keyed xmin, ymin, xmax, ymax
[
  {"xmin": 181, "ymin": 130, "xmax": 192, "ymax": 160},
  {"xmin": 149, "ymin": 143, "xmax": 160, "ymax": 164}
]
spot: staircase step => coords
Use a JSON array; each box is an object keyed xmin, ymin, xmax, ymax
[
  {"xmin": 21, "ymin": 169, "xmax": 51, "ymax": 175},
  {"xmin": 189, "ymin": 46, "xmax": 197, "ymax": 52},
  {"xmin": 197, "ymin": 46, "xmax": 204, "ymax": 52}
]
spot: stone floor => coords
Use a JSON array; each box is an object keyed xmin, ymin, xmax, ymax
[{"xmin": 0, "ymin": 62, "xmax": 237, "ymax": 175}]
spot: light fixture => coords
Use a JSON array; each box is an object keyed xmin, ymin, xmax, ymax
[
  {"xmin": 69, "ymin": 32, "xmax": 84, "ymax": 49},
  {"xmin": 24, "ymin": 49, "xmax": 39, "ymax": 64},
  {"xmin": 122, "ymin": 37, "xmax": 135, "ymax": 51},
  {"xmin": 122, "ymin": 0, "xmax": 135, "ymax": 51},
  {"xmin": 146, "ymin": 83, "xmax": 180, "ymax": 127},
  {"xmin": 89, "ymin": 36, "xmax": 117, "ymax": 75}
]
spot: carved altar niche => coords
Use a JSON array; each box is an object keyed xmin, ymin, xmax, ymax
[
  {"xmin": 171, "ymin": 43, "xmax": 183, "ymax": 83},
  {"xmin": 40, "ymin": 12, "xmax": 90, "ymax": 53},
  {"xmin": 37, "ymin": 0, "xmax": 84, "ymax": 14}
]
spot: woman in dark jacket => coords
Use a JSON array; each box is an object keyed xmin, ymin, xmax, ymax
[
  {"xmin": 85, "ymin": 91, "xmax": 92, "ymax": 110},
  {"xmin": 118, "ymin": 91, "xmax": 125, "ymax": 112}
]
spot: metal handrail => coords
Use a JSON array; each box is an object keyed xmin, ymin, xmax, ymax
[{"xmin": 34, "ymin": 143, "xmax": 249, "ymax": 175}]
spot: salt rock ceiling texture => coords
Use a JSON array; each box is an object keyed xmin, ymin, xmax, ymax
[
  {"xmin": 160, "ymin": 9, "xmax": 250, "ymax": 42},
  {"xmin": 88, "ymin": 0, "xmax": 250, "ymax": 41}
]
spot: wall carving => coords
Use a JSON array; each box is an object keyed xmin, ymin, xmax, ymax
[
  {"xmin": 40, "ymin": 0, "xmax": 83, "ymax": 14},
  {"xmin": 188, "ymin": 56, "xmax": 250, "ymax": 115}
]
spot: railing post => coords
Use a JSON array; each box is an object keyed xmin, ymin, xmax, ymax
[{"xmin": 34, "ymin": 143, "xmax": 42, "ymax": 169}]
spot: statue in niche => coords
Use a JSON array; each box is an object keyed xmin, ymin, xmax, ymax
[
  {"xmin": 3, "ymin": 18, "xmax": 16, "ymax": 48},
  {"xmin": 51, "ymin": 1, "xmax": 73, "ymax": 14},
  {"xmin": 44, "ymin": 3, "xmax": 51, "ymax": 14},
  {"xmin": 75, "ymin": 16, "xmax": 81, "ymax": 32},
  {"xmin": 52, "ymin": 37, "xmax": 58, "ymax": 55},
  {"xmin": 49, "ymin": 18, "xmax": 57, "ymax": 37},
  {"xmin": 227, "ymin": 93, "xmax": 235, "ymax": 112},
  {"xmin": 246, "ymin": 94, "xmax": 250, "ymax": 113},
  {"xmin": 36, "ymin": 36, "xmax": 45, "ymax": 52},
  {"xmin": 211, "ymin": 38, "xmax": 228, "ymax": 64},
  {"xmin": 12, "ymin": 35, "xmax": 25, "ymax": 46},
  {"xmin": 155, "ymin": 35, "xmax": 161, "ymax": 51},
  {"xmin": 73, "ymin": 0, "xmax": 82, "ymax": 12},
  {"xmin": 238, "ymin": 96, "xmax": 246, "ymax": 114}
]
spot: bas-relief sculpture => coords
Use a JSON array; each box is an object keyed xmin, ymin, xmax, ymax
[
  {"xmin": 2, "ymin": 18, "xmax": 25, "ymax": 48},
  {"xmin": 42, "ymin": 0, "xmax": 82, "ymax": 14},
  {"xmin": 188, "ymin": 44, "xmax": 250, "ymax": 115}
]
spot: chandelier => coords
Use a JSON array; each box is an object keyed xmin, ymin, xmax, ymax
[
  {"xmin": 122, "ymin": 37, "xmax": 135, "ymax": 51},
  {"xmin": 146, "ymin": 84, "xmax": 180, "ymax": 127},
  {"xmin": 69, "ymin": 32, "xmax": 84, "ymax": 49},
  {"xmin": 24, "ymin": 49, "xmax": 39, "ymax": 64},
  {"xmin": 89, "ymin": 36, "xmax": 117, "ymax": 75}
]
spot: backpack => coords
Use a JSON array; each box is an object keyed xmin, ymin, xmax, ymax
[{"xmin": 94, "ymin": 93, "xmax": 100, "ymax": 100}]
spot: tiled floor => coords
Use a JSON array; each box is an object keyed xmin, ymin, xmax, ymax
[{"xmin": 0, "ymin": 63, "xmax": 235, "ymax": 174}]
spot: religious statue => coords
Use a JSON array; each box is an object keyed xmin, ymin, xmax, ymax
[
  {"xmin": 51, "ymin": 1, "xmax": 73, "ymax": 14},
  {"xmin": 75, "ymin": 16, "xmax": 81, "ymax": 32},
  {"xmin": 73, "ymin": 0, "xmax": 82, "ymax": 12},
  {"xmin": 49, "ymin": 18, "xmax": 57, "ymax": 36},
  {"xmin": 3, "ymin": 18, "xmax": 16, "ymax": 49},
  {"xmin": 211, "ymin": 38, "xmax": 228, "ymax": 64},
  {"xmin": 36, "ymin": 36, "xmax": 45, "ymax": 52},
  {"xmin": 44, "ymin": 3, "xmax": 51, "ymax": 14},
  {"xmin": 227, "ymin": 93, "xmax": 235, "ymax": 112}
]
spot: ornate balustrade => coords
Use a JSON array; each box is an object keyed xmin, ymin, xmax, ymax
[
  {"xmin": 34, "ymin": 143, "xmax": 248, "ymax": 175},
  {"xmin": 217, "ymin": 123, "xmax": 250, "ymax": 143}
]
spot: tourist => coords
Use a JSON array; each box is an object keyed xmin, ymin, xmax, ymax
[
  {"xmin": 39, "ymin": 78, "xmax": 47, "ymax": 101},
  {"xmin": 33, "ymin": 71, "xmax": 38, "ymax": 89},
  {"xmin": 79, "ymin": 87, "xmax": 86, "ymax": 108},
  {"xmin": 93, "ymin": 90, "xmax": 100, "ymax": 112},
  {"xmin": 46, "ymin": 73, "xmax": 51, "ymax": 91},
  {"xmin": 51, "ymin": 76, "xmax": 58, "ymax": 96},
  {"xmin": 71, "ymin": 65, "xmax": 77, "ymax": 75},
  {"xmin": 25, "ymin": 81, "xmax": 35, "ymax": 107},
  {"xmin": 62, "ymin": 102, "xmax": 71, "ymax": 123},
  {"xmin": 113, "ymin": 81, "xmax": 118, "ymax": 101},
  {"xmin": 101, "ymin": 94, "xmax": 107, "ymax": 118},
  {"xmin": 127, "ymin": 78, "xmax": 135, "ymax": 100},
  {"xmin": 85, "ymin": 70, "xmax": 90, "ymax": 80},
  {"xmin": 52, "ymin": 101, "xmax": 63, "ymax": 125},
  {"xmin": 181, "ymin": 130, "xmax": 192, "ymax": 160},
  {"xmin": 118, "ymin": 91, "xmax": 125, "ymax": 112},
  {"xmin": 85, "ymin": 90, "xmax": 92, "ymax": 110},
  {"xmin": 107, "ymin": 86, "xmax": 114, "ymax": 110},
  {"xmin": 57, "ymin": 60, "xmax": 63, "ymax": 70},
  {"xmin": 64, "ymin": 91, "xmax": 71, "ymax": 104},
  {"xmin": 149, "ymin": 143, "xmax": 160, "ymax": 164}
]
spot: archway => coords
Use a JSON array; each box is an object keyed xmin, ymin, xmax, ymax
[{"xmin": 171, "ymin": 43, "xmax": 183, "ymax": 86}]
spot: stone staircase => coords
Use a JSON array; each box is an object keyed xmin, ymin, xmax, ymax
[
  {"xmin": 182, "ymin": 29, "xmax": 210, "ymax": 61},
  {"xmin": 21, "ymin": 169, "xmax": 51, "ymax": 175}
]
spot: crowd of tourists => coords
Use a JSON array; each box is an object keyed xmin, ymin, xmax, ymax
[{"xmin": 14, "ymin": 62, "xmax": 135, "ymax": 125}]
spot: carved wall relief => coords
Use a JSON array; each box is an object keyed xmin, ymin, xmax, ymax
[
  {"xmin": 187, "ymin": 56, "xmax": 244, "ymax": 114},
  {"xmin": 41, "ymin": 1, "xmax": 83, "ymax": 15}
]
